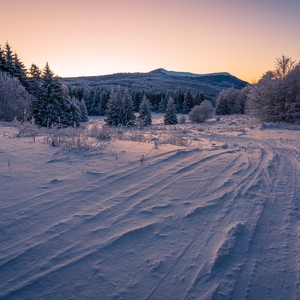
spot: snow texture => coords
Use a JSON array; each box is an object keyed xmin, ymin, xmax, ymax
[{"xmin": 1, "ymin": 115, "xmax": 300, "ymax": 299}]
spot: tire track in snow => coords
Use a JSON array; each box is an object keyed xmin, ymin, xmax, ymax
[{"xmin": 0, "ymin": 148, "xmax": 237, "ymax": 297}]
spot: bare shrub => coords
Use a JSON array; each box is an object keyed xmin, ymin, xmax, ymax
[
  {"xmin": 126, "ymin": 130, "xmax": 147, "ymax": 142},
  {"xmin": 13, "ymin": 118, "xmax": 39, "ymax": 142},
  {"xmin": 160, "ymin": 133, "xmax": 191, "ymax": 147},
  {"xmin": 89, "ymin": 124, "xmax": 113, "ymax": 140},
  {"xmin": 43, "ymin": 126, "xmax": 67, "ymax": 147},
  {"xmin": 189, "ymin": 100, "xmax": 214, "ymax": 123},
  {"xmin": 0, "ymin": 72, "xmax": 33, "ymax": 121},
  {"xmin": 63, "ymin": 127, "xmax": 89, "ymax": 150},
  {"xmin": 178, "ymin": 115, "xmax": 187, "ymax": 124}
]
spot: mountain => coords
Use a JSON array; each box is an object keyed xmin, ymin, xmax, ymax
[{"xmin": 62, "ymin": 68, "xmax": 248, "ymax": 100}]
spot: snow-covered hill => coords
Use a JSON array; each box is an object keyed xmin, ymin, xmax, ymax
[
  {"xmin": 62, "ymin": 69, "xmax": 247, "ymax": 101},
  {"xmin": 1, "ymin": 115, "xmax": 300, "ymax": 299}
]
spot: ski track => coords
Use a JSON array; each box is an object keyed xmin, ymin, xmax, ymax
[{"xmin": 0, "ymin": 122, "xmax": 300, "ymax": 299}]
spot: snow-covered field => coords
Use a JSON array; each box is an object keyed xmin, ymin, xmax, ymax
[{"xmin": 1, "ymin": 115, "xmax": 300, "ymax": 299}]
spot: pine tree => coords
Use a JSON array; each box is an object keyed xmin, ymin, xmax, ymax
[
  {"xmin": 12, "ymin": 53, "xmax": 28, "ymax": 87},
  {"xmin": 0, "ymin": 46, "xmax": 6, "ymax": 72},
  {"xmin": 32, "ymin": 62, "xmax": 81, "ymax": 127},
  {"xmin": 3, "ymin": 42, "xmax": 14, "ymax": 75},
  {"xmin": 194, "ymin": 92, "xmax": 205, "ymax": 106},
  {"xmin": 138, "ymin": 95, "xmax": 152, "ymax": 126},
  {"xmin": 175, "ymin": 89, "xmax": 184, "ymax": 112},
  {"xmin": 158, "ymin": 93, "xmax": 169, "ymax": 113},
  {"xmin": 106, "ymin": 90, "xmax": 123, "ymax": 126},
  {"xmin": 122, "ymin": 90, "xmax": 135, "ymax": 126},
  {"xmin": 164, "ymin": 97, "xmax": 178, "ymax": 125},
  {"xmin": 182, "ymin": 89, "xmax": 194, "ymax": 114},
  {"xmin": 77, "ymin": 98, "xmax": 89, "ymax": 122},
  {"xmin": 27, "ymin": 64, "xmax": 42, "ymax": 98},
  {"xmin": 215, "ymin": 96, "xmax": 229, "ymax": 115}
]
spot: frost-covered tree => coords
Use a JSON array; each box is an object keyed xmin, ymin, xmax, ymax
[
  {"xmin": 274, "ymin": 55, "xmax": 296, "ymax": 79},
  {"xmin": 27, "ymin": 64, "xmax": 41, "ymax": 96},
  {"xmin": 122, "ymin": 90, "xmax": 135, "ymax": 126},
  {"xmin": 138, "ymin": 95, "xmax": 152, "ymax": 126},
  {"xmin": 164, "ymin": 97, "xmax": 178, "ymax": 125},
  {"xmin": 194, "ymin": 92, "xmax": 205, "ymax": 106},
  {"xmin": 0, "ymin": 71, "xmax": 32, "ymax": 121},
  {"xmin": 215, "ymin": 88, "xmax": 247, "ymax": 115},
  {"xmin": 174, "ymin": 89, "xmax": 184, "ymax": 113},
  {"xmin": 106, "ymin": 89, "xmax": 135, "ymax": 126},
  {"xmin": 215, "ymin": 94, "xmax": 229, "ymax": 115},
  {"xmin": 158, "ymin": 94, "xmax": 168, "ymax": 113},
  {"xmin": 182, "ymin": 89, "xmax": 194, "ymax": 114},
  {"xmin": 0, "ymin": 46, "xmax": 6, "ymax": 72},
  {"xmin": 281, "ymin": 63, "xmax": 300, "ymax": 123},
  {"xmin": 189, "ymin": 100, "xmax": 214, "ymax": 123},
  {"xmin": 3, "ymin": 42, "xmax": 14, "ymax": 75},
  {"xmin": 12, "ymin": 53, "xmax": 28, "ymax": 87},
  {"xmin": 106, "ymin": 90, "xmax": 123, "ymax": 126},
  {"xmin": 31, "ymin": 63, "xmax": 81, "ymax": 127},
  {"xmin": 247, "ymin": 71, "xmax": 280, "ymax": 121}
]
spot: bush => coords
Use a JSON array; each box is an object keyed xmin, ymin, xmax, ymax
[
  {"xmin": 189, "ymin": 100, "xmax": 214, "ymax": 123},
  {"xmin": 0, "ymin": 71, "xmax": 32, "ymax": 121}
]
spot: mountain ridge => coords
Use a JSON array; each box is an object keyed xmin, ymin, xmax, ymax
[{"xmin": 62, "ymin": 68, "xmax": 248, "ymax": 101}]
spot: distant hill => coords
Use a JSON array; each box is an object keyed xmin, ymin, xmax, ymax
[{"xmin": 62, "ymin": 68, "xmax": 248, "ymax": 101}]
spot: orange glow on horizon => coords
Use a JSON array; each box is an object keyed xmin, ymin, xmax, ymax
[{"xmin": 1, "ymin": 0, "xmax": 300, "ymax": 83}]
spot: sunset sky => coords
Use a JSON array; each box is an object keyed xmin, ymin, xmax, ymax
[{"xmin": 1, "ymin": 0, "xmax": 300, "ymax": 82}]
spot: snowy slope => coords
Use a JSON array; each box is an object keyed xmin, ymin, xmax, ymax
[{"xmin": 1, "ymin": 116, "xmax": 300, "ymax": 299}]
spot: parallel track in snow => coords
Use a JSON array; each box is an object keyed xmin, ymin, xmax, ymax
[{"xmin": 0, "ymin": 122, "xmax": 300, "ymax": 299}]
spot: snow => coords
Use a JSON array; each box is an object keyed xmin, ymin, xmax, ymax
[
  {"xmin": 1, "ymin": 115, "xmax": 300, "ymax": 299},
  {"xmin": 153, "ymin": 68, "xmax": 231, "ymax": 78}
]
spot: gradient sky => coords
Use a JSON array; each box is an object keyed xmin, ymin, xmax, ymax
[{"xmin": 1, "ymin": 0, "xmax": 300, "ymax": 82}]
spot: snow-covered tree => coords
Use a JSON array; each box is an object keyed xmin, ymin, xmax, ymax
[
  {"xmin": 31, "ymin": 63, "xmax": 81, "ymax": 127},
  {"xmin": 0, "ymin": 46, "xmax": 6, "ymax": 72},
  {"xmin": 215, "ymin": 87, "xmax": 248, "ymax": 115},
  {"xmin": 3, "ymin": 42, "xmax": 14, "ymax": 75},
  {"xmin": 281, "ymin": 63, "xmax": 300, "ymax": 123},
  {"xmin": 106, "ymin": 90, "xmax": 123, "ymax": 126},
  {"xmin": 0, "ymin": 71, "xmax": 32, "ymax": 121},
  {"xmin": 12, "ymin": 53, "xmax": 28, "ymax": 87},
  {"xmin": 122, "ymin": 90, "xmax": 135, "ymax": 126},
  {"xmin": 274, "ymin": 55, "xmax": 296, "ymax": 79},
  {"xmin": 106, "ymin": 89, "xmax": 135, "ymax": 126},
  {"xmin": 189, "ymin": 100, "xmax": 214, "ymax": 123},
  {"xmin": 182, "ymin": 89, "xmax": 194, "ymax": 114},
  {"xmin": 164, "ymin": 97, "xmax": 178, "ymax": 125},
  {"xmin": 138, "ymin": 95, "xmax": 152, "ymax": 126},
  {"xmin": 247, "ymin": 71, "xmax": 285, "ymax": 122}
]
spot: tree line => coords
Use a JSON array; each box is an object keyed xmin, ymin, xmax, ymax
[
  {"xmin": 1, "ymin": 42, "xmax": 299, "ymax": 126},
  {"xmin": 69, "ymin": 85, "xmax": 205, "ymax": 116},
  {"xmin": 0, "ymin": 42, "xmax": 87, "ymax": 126}
]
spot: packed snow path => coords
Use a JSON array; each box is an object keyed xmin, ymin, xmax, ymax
[{"xmin": 1, "ymin": 117, "xmax": 300, "ymax": 299}]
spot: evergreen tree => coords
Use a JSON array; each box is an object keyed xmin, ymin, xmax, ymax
[
  {"xmin": 164, "ymin": 97, "xmax": 178, "ymax": 125},
  {"xmin": 0, "ymin": 46, "xmax": 6, "ymax": 72},
  {"xmin": 3, "ymin": 42, "xmax": 14, "ymax": 75},
  {"xmin": 158, "ymin": 95, "xmax": 168, "ymax": 113},
  {"xmin": 182, "ymin": 89, "xmax": 194, "ymax": 114},
  {"xmin": 27, "ymin": 64, "xmax": 41, "ymax": 97},
  {"xmin": 215, "ymin": 96, "xmax": 229, "ymax": 115},
  {"xmin": 77, "ymin": 98, "xmax": 89, "ymax": 122},
  {"xmin": 122, "ymin": 90, "xmax": 135, "ymax": 125},
  {"xmin": 12, "ymin": 53, "xmax": 28, "ymax": 87},
  {"xmin": 106, "ymin": 90, "xmax": 123, "ymax": 126},
  {"xmin": 138, "ymin": 95, "xmax": 152, "ymax": 126},
  {"xmin": 194, "ymin": 92, "xmax": 205, "ymax": 106},
  {"xmin": 31, "ymin": 63, "xmax": 81, "ymax": 127},
  {"xmin": 175, "ymin": 89, "xmax": 184, "ymax": 112}
]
